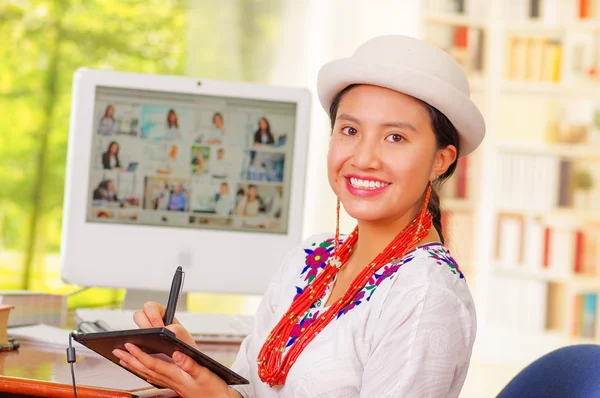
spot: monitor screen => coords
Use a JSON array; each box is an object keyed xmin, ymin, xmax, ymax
[{"xmin": 87, "ymin": 86, "xmax": 296, "ymax": 235}]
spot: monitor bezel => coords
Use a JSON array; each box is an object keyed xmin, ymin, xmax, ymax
[{"xmin": 60, "ymin": 68, "xmax": 311, "ymax": 294}]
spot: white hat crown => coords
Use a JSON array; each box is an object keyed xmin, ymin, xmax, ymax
[
  {"xmin": 317, "ymin": 35, "xmax": 485, "ymax": 157},
  {"xmin": 351, "ymin": 35, "xmax": 471, "ymax": 97}
]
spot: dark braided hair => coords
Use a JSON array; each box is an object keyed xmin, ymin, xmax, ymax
[{"xmin": 328, "ymin": 84, "xmax": 460, "ymax": 244}]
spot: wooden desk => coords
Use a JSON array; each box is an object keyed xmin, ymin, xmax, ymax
[{"xmin": 0, "ymin": 341, "xmax": 240, "ymax": 397}]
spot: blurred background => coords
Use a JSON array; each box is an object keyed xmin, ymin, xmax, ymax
[{"xmin": 2, "ymin": 0, "xmax": 600, "ymax": 396}]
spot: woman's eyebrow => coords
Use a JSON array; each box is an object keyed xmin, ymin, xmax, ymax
[
  {"xmin": 381, "ymin": 121, "xmax": 418, "ymax": 132},
  {"xmin": 336, "ymin": 113, "xmax": 418, "ymax": 133},
  {"xmin": 336, "ymin": 113, "xmax": 361, "ymax": 125}
]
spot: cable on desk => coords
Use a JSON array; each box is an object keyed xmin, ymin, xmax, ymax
[{"xmin": 67, "ymin": 332, "xmax": 78, "ymax": 398}]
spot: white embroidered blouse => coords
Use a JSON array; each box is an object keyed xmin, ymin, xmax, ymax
[{"xmin": 230, "ymin": 233, "xmax": 477, "ymax": 398}]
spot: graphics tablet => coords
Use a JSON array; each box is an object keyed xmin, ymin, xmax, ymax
[{"xmin": 73, "ymin": 327, "xmax": 249, "ymax": 387}]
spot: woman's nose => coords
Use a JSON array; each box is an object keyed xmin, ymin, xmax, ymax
[{"xmin": 351, "ymin": 136, "xmax": 381, "ymax": 170}]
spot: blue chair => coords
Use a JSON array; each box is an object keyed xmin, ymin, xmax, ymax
[{"xmin": 497, "ymin": 344, "xmax": 600, "ymax": 397}]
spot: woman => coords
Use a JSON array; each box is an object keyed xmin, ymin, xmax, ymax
[
  {"xmin": 98, "ymin": 105, "xmax": 116, "ymax": 135},
  {"xmin": 204, "ymin": 112, "xmax": 226, "ymax": 144},
  {"xmin": 102, "ymin": 141, "xmax": 121, "ymax": 170},
  {"xmin": 113, "ymin": 35, "xmax": 485, "ymax": 397},
  {"xmin": 165, "ymin": 109, "xmax": 182, "ymax": 141},
  {"xmin": 214, "ymin": 182, "xmax": 234, "ymax": 216},
  {"xmin": 92, "ymin": 180, "xmax": 118, "ymax": 202},
  {"xmin": 234, "ymin": 185, "xmax": 261, "ymax": 217},
  {"xmin": 253, "ymin": 117, "xmax": 275, "ymax": 146}
]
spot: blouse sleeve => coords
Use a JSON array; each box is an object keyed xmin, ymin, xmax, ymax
[{"xmin": 359, "ymin": 281, "xmax": 476, "ymax": 398}]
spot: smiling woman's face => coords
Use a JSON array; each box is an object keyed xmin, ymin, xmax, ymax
[{"xmin": 327, "ymin": 85, "xmax": 454, "ymax": 224}]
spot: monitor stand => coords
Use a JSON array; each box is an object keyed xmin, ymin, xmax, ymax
[{"xmin": 121, "ymin": 289, "xmax": 189, "ymax": 312}]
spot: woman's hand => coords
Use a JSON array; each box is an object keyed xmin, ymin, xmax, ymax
[
  {"xmin": 113, "ymin": 343, "xmax": 236, "ymax": 397},
  {"xmin": 133, "ymin": 301, "xmax": 196, "ymax": 348},
  {"xmin": 111, "ymin": 301, "xmax": 237, "ymax": 397}
]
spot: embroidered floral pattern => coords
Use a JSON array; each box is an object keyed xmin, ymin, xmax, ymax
[
  {"xmin": 337, "ymin": 290, "xmax": 365, "ymax": 318},
  {"xmin": 363, "ymin": 255, "xmax": 415, "ymax": 302},
  {"xmin": 285, "ymin": 240, "xmax": 463, "ymax": 349},
  {"xmin": 287, "ymin": 310, "xmax": 321, "ymax": 347},
  {"xmin": 425, "ymin": 245, "xmax": 465, "ymax": 279},
  {"xmin": 302, "ymin": 239, "xmax": 335, "ymax": 283}
]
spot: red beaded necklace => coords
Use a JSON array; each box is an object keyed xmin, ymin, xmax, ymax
[{"xmin": 257, "ymin": 185, "xmax": 434, "ymax": 387}]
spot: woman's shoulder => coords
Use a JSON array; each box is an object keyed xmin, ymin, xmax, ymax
[
  {"xmin": 403, "ymin": 243, "xmax": 466, "ymax": 280},
  {"xmin": 390, "ymin": 242, "xmax": 475, "ymax": 308}
]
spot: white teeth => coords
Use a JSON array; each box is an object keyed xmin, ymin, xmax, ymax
[{"xmin": 349, "ymin": 177, "xmax": 389, "ymax": 190}]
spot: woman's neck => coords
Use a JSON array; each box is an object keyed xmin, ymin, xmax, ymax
[{"xmin": 344, "ymin": 204, "xmax": 436, "ymax": 275}]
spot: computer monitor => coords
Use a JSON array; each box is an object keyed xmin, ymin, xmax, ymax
[{"xmin": 60, "ymin": 68, "xmax": 311, "ymax": 295}]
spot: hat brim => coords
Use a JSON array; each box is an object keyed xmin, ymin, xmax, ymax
[{"xmin": 317, "ymin": 58, "xmax": 485, "ymax": 158}]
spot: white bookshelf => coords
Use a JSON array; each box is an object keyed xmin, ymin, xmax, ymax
[
  {"xmin": 495, "ymin": 266, "xmax": 600, "ymax": 289},
  {"xmin": 422, "ymin": 11, "xmax": 486, "ymax": 29},
  {"xmin": 496, "ymin": 206, "xmax": 600, "ymax": 220},
  {"xmin": 420, "ymin": 0, "xmax": 600, "ymax": 363},
  {"xmin": 500, "ymin": 80, "xmax": 600, "ymax": 96},
  {"xmin": 420, "ymin": 1, "xmax": 488, "ymax": 283},
  {"xmin": 496, "ymin": 141, "xmax": 600, "ymax": 157}
]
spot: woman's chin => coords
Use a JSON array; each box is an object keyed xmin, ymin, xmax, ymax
[{"xmin": 342, "ymin": 204, "xmax": 387, "ymax": 223}]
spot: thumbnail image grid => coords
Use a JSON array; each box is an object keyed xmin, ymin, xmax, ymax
[{"xmin": 88, "ymin": 94, "xmax": 293, "ymax": 234}]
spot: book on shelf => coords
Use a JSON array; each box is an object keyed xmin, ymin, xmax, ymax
[
  {"xmin": 495, "ymin": 151, "xmax": 560, "ymax": 211},
  {"xmin": 579, "ymin": 0, "xmax": 599, "ymax": 18},
  {"xmin": 495, "ymin": 213, "xmax": 600, "ymax": 277},
  {"xmin": 423, "ymin": 0, "xmax": 466, "ymax": 14},
  {"xmin": 571, "ymin": 291, "xmax": 597, "ymax": 338},
  {"xmin": 546, "ymin": 282, "xmax": 567, "ymax": 331},
  {"xmin": 501, "ymin": 0, "xmax": 595, "ymax": 23},
  {"xmin": 423, "ymin": 23, "xmax": 485, "ymax": 76},
  {"xmin": 505, "ymin": 35, "xmax": 562, "ymax": 82},
  {"xmin": 556, "ymin": 159, "xmax": 600, "ymax": 210},
  {"xmin": 496, "ymin": 150, "xmax": 600, "ymax": 211},
  {"xmin": 548, "ymin": 286, "xmax": 598, "ymax": 340}
]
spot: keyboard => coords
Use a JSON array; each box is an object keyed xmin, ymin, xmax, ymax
[{"xmin": 75, "ymin": 308, "xmax": 254, "ymax": 344}]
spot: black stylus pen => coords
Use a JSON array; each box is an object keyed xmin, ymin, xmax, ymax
[{"xmin": 163, "ymin": 266, "xmax": 184, "ymax": 326}]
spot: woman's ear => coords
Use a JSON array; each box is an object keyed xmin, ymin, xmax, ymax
[{"xmin": 430, "ymin": 144, "xmax": 457, "ymax": 181}]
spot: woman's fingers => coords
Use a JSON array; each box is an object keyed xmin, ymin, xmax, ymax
[
  {"xmin": 113, "ymin": 348, "xmax": 164, "ymax": 385},
  {"xmin": 172, "ymin": 351, "xmax": 230, "ymax": 393},
  {"xmin": 133, "ymin": 309, "xmax": 154, "ymax": 328},
  {"xmin": 143, "ymin": 302, "xmax": 166, "ymax": 327},
  {"xmin": 166, "ymin": 324, "xmax": 197, "ymax": 348},
  {"xmin": 172, "ymin": 351, "xmax": 209, "ymax": 380},
  {"xmin": 114, "ymin": 345, "xmax": 230, "ymax": 398},
  {"xmin": 122, "ymin": 343, "xmax": 185, "ymax": 384},
  {"xmin": 133, "ymin": 301, "xmax": 182, "ymax": 329}
]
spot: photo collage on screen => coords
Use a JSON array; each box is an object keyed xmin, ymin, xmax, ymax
[{"xmin": 87, "ymin": 87, "xmax": 296, "ymax": 234}]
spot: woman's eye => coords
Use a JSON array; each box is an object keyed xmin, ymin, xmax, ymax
[
  {"xmin": 341, "ymin": 126, "xmax": 358, "ymax": 136},
  {"xmin": 386, "ymin": 133, "xmax": 404, "ymax": 143}
]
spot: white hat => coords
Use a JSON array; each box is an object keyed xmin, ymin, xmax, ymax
[{"xmin": 317, "ymin": 35, "xmax": 485, "ymax": 158}]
